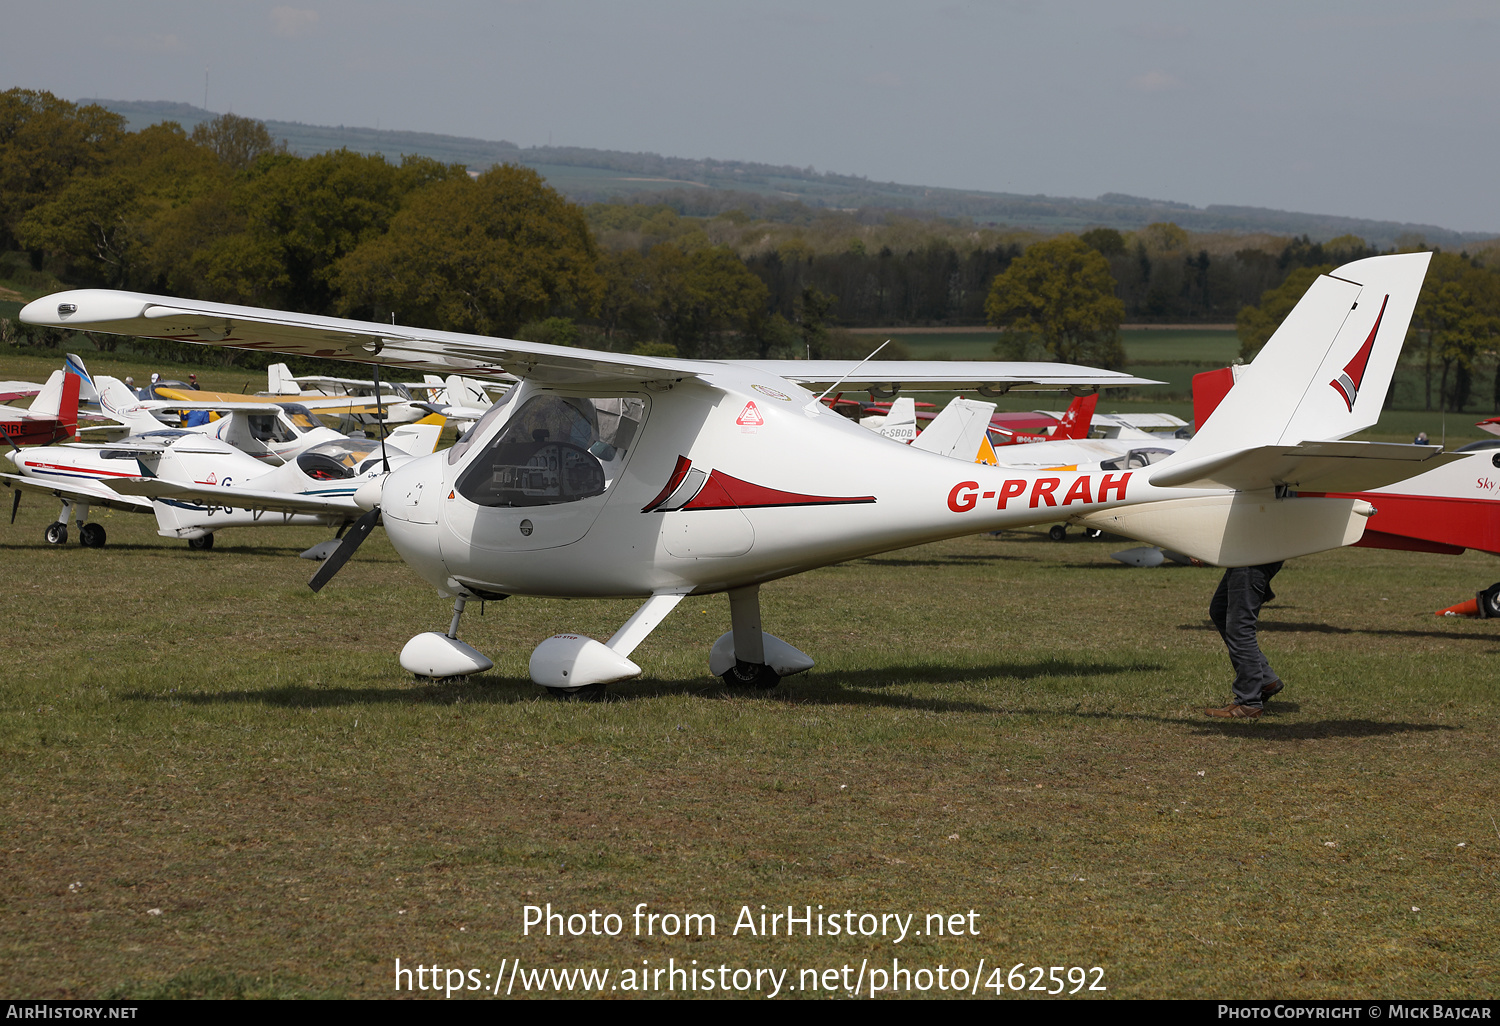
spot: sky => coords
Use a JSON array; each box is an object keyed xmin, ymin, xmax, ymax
[{"xmin": 4, "ymin": 1, "xmax": 1497, "ymax": 234}]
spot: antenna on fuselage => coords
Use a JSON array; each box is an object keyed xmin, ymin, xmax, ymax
[{"xmin": 806, "ymin": 339, "xmax": 890, "ymax": 412}]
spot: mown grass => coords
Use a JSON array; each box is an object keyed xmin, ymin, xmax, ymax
[{"xmin": 1, "ymin": 499, "xmax": 1497, "ymax": 999}]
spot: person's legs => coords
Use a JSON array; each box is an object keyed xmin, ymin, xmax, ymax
[{"xmin": 1211, "ymin": 562, "xmax": 1283, "ymax": 709}]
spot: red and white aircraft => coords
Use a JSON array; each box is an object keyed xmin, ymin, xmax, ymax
[
  {"xmin": 0, "ymin": 364, "xmax": 82, "ymax": 447},
  {"xmin": 22, "ymin": 253, "xmax": 1448, "ymax": 693}
]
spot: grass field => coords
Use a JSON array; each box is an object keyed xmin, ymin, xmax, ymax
[{"xmin": 1, "ymin": 497, "xmax": 1497, "ymax": 999}]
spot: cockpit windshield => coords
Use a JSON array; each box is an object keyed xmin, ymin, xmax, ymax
[
  {"xmin": 1099, "ymin": 447, "xmax": 1175, "ymax": 471},
  {"xmin": 296, "ymin": 438, "xmax": 383, "ymax": 481},
  {"xmin": 455, "ymin": 394, "xmax": 645, "ymax": 507},
  {"xmin": 279, "ymin": 403, "xmax": 320, "ymax": 433}
]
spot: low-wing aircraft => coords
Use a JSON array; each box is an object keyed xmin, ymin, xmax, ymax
[
  {"xmin": 22, "ymin": 253, "xmax": 1448, "ymax": 695},
  {"xmin": 2, "ymin": 421, "xmax": 441, "ymax": 548}
]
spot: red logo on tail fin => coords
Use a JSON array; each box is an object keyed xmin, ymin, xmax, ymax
[{"xmin": 1329, "ymin": 294, "xmax": 1389, "ymax": 411}]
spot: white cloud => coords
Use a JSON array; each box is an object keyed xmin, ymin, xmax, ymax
[{"xmin": 271, "ymin": 6, "xmax": 319, "ymax": 38}]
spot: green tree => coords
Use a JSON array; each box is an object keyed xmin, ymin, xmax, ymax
[
  {"xmin": 190, "ymin": 113, "xmax": 287, "ymax": 170},
  {"xmin": 334, "ymin": 164, "xmax": 603, "ymax": 335},
  {"xmin": 0, "ymin": 89, "xmax": 125, "ymax": 254},
  {"xmin": 636, "ymin": 244, "xmax": 768, "ymax": 358},
  {"xmin": 984, "ymin": 234, "xmax": 1126, "ymax": 368},
  {"xmin": 198, "ymin": 149, "xmax": 464, "ymax": 312},
  {"xmin": 1409, "ymin": 254, "xmax": 1500, "ymax": 411},
  {"xmin": 1234, "ymin": 265, "xmax": 1331, "ymax": 361},
  {"xmin": 16, "ymin": 122, "xmax": 224, "ymax": 288}
]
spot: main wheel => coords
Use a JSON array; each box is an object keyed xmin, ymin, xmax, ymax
[
  {"xmin": 547, "ymin": 682, "xmax": 609, "ymax": 702},
  {"xmin": 1048, "ymin": 524, "xmax": 1067, "ymax": 542},
  {"xmin": 1479, "ymin": 582, "xmax": 1500, "ymax": 619},
  {"xmin": 44, "ymin": 522, "xmax": 67, "ymax": 545},
  {"xmin": 187, "ymin": 533, "xmax": 214, "ymax": 551},
  {"xmin": 79, "ymin": 523, "xmax": 106, "ymax": 548},
  {"xmin": 721, "ymin": 661, "xmax": 781, "ymax": 690}
]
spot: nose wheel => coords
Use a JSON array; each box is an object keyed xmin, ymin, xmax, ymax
[{"xmin": 44, "ymin": 521, "xmax": 67, "ymax": 545}]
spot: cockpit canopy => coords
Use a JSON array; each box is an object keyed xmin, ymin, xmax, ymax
[
  {"xmin": 455, "ymin": 394, "xmax": 644, "ymax": 507},
  {"xmin": 296, "ymin": 438, "xmax": 386, "ymax": 481},
  {"xmin": 1099, "ymin": 447, "xmax": 1175, "ymax": 471}
]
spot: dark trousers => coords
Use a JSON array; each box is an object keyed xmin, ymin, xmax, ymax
[{"xmin": 1208, "ymin": 562, "xmax": 1283, "ymax": 707}]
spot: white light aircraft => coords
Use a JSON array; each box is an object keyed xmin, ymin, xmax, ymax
[{"xmin": 22, "ymin": 253, "xmax": 1448, "ymax": 695}]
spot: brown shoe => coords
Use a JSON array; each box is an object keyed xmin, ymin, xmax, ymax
[
  {"xmin": 1205, "ymin": 703, "xmax": 1262, "ymax": 719},
  {"xmin": 1260, "ymin": 679, "xmax": 1284, "ymax": 702}
]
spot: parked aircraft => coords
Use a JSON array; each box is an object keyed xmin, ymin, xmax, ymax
[
  {"xmin": 22, "ymin": 254, "xmax": 1447, "ymax": 694},
  {"xmin": 1, "ymin": 365, "xmax": 82, "ymax": 447},
  {"xmin": 1, "ymin": 421, "xmax": 441, "ymax": 548}
]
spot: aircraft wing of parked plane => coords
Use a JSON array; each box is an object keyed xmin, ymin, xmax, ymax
[
  {"xmin": 0, "ymin": 381, "xmax": 46, "ymax": 402},
  {"xmin": 19, "ymin": 290, "xmax": 1165, "ymax": 394}
]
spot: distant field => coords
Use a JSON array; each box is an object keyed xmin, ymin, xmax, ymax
[
  {"xmin": 0, "ymin": 506, "xmax": 1496, "ymax": 999},
  {"xmin": 859, "ymin": 328, "xmax": 1241, "ymax": 366}
]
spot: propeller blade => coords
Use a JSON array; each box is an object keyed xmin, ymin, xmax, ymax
[
  {"xmin": 9, "ymin": 487, "xmax": 19, "ymax": 525},
  {"xmin": 308, "ymin": 507, "xmax": 380, "ymax": 593}
]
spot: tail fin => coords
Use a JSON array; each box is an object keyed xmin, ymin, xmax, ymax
[
  {"xmin": 867, "ymin": 396, "xmax": 917, "ymax": 443},
  {"xmin": 388, "ymin": 415, "xmax": 446, "ymax": 455},
  {"xmin": 267, "ymin": 363, "xmax": 300, "ymax": 395},
  {"xmin": 56, "ymin": 370, "xmax": 80, "ymax": 438},
  {"xmin": 64, "ymin": 353, "xmax": 98, "ymax": 403},
  {"xmin": 27, "ymin": 371, "xmax": 65, "ymax": 416},
  {"xmin": 913, "ymin": 397, "xmax": 998, "ymax": 460},
  {"xmin": 1052, "ymin": 393, "xmax": 1098, "ymax": 440},
  {"xmin": 95, "ymin": 375, "xmax": 168, "ymax": 433},
  {"xmin": 1176, "ymin": 252, "xmax": 1431, "ymax": 462},
  {"xmin": 444, "ymin": 374, "xmax": 491, "ymax": 408}
]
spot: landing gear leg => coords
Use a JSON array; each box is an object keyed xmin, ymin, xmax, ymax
[
  {"xmin": 400, "ymin": 596, "xmax": 495, "ymax": 680},
  {"xmin": 721, "ymin": 585, "xmax": 780, "ymax": 690}
]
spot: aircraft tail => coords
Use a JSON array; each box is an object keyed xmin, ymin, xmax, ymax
[
  {"xmin": 388, "ymin": 415, "xmax": 446, "ymax": 455},
  {"xmin": 1171, "ymin": 252, "xmax": 1431, "ymax": 462},
  {"xmin": 912, "ymin": 397, "xmax": 998, "ymax": 460},
  {"xmin": 867, "ymin": 396, "xmax": 917, "ymax": 444},
  {"xmin": 444, "ymin": 374, "xmax": 491, "ymax": 408},
  {"xmin": 64, "ymin": 353, "xmax": 98, "ymax": 403},
  {"xmin": 94, "ymin": 375, "xmax": 169, "ymax": 433},
  {"xmin": 1052, "ymin": 393, "xmax": 1098, "ymax": 440},
  {"xmin": 27, "ymin": 371, "xmax": 66, "ymax": 417},
  {"xmin": 267, "ymin": 363, "xmax": 301, "ymax": 395}
]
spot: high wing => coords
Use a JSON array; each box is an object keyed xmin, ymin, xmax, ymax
[
  {"xmin": 109, "ymin": 477, "xmax": 361, "ymax": 515},
  {"xmin": 742, "ymin": 360, "xmax": 1161, "ymax": 392},
  {"xmin": 23, "ymin": 290, "xmax": 1159, "ymax": 392},
  {"xmin": 153, "ymin": 388, "xmax": 398, "ymax": 418},
  {"xmin": 0, "ymin": 471, "xmax": 154, "ymax": 513}
]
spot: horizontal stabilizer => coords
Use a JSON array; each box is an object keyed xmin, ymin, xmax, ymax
[{"xmin": 1148, "ymin": 440, "xmax": 1459, "ymax": 493}]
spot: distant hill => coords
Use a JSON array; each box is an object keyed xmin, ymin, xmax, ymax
[{"xmin": 92, "ymin": 99, "xmax": 1497, "ymax": 249}]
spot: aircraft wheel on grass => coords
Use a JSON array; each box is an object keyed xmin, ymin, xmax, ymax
[
  {"xmin": 548, "ymin": 682, "xmax": 609, "ymax": 702},
  {"xmin": 721, "ymin": 662, "xmax": 781, "ymax": 690},
  {"xmin": 79, "ymin": 523, "xmax": 106, "ymax": 548},
  {"xmin": 1048, "ymin": 524, "xmax": 1067, "ymax": 542},
  {"xmin": 187, "ymin": 533, "xmax": 214, "ymax": 551},
  {"xmin": 44, "ymin": 522, "xmax": 67, "ymax": 545},
  {"xmin": 1478, "ymin": 582, "xmax": 1500, "ymax": 619}
]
